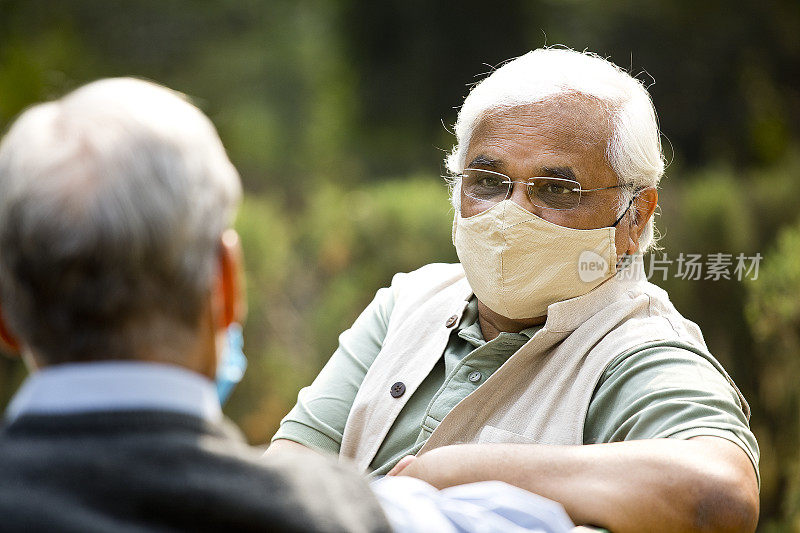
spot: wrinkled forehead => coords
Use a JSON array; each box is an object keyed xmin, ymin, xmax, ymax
[{"xmin": 470, "ymin": 94, "xmax": 615, "ymax": 154}]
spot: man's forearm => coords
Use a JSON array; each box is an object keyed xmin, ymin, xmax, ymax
[
  {"xmin": 395, "ymin": 437, "xmax": 758, "ymax": 533},
  {"xmin": 264, "ymin": 438, "xmax": 317, "ymax": 456}
]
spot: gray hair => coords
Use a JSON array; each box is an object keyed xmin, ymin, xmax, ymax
[
  {"xmin": 447, "ymin": 48, "xmax": 664, "ymax": 251},
  {"xmin": 0, "ymin": 77, "xmax": 242, "ymax": 364}
]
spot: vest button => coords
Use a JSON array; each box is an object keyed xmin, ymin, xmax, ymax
[
  {"xmin": 445, "ymin": 315, "xmax": 459, "ymax": 328},
  {"xmin": 468, "ymin": 371, "xmax": 482, "ymax": 383},
  {"xmin": 390, "ymin": 381, "xmax": 406, "ymax": 398}
]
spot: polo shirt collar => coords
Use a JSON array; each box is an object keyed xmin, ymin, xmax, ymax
[{"xmin": 456, "ymin": 297, "xmax": 542, "ymax": 348}]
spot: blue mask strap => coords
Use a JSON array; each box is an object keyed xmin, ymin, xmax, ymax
[{"xmin": 216, "ymin": 323, "xmax": 247, "ymax": 405}]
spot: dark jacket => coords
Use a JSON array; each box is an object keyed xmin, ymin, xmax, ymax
[{"xmin": 0, "ymin": 410, "xmax": 391, "ymax": 532}]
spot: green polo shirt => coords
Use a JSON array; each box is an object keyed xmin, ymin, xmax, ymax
[{"xmin": 272, "ymin": 286, "xmax": 759, "ymax": 480}]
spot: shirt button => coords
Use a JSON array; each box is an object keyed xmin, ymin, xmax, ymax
[
  {"xmin": 468, "ymin": 371, "xmax": 482, "ymax": 383},
  {"xmin": 390, "ymin": 381, "xmax": 406, "ymax": 398},
  {"xmin": 445, "ymin": 315, "xmax": 459, "ymax": 328}
]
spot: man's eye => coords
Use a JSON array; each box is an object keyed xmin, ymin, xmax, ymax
[
  {"xmin": 477, "ymin": 177, "xmax": 502, "ymax": 188},
  {"xmin": 542, "ymin": 183, "xmax": 571, "ymax": 195}
]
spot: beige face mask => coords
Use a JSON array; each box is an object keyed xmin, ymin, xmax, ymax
[{"xmin": 453, "ymin": 200, "xmax": 618, "ymax": 319}]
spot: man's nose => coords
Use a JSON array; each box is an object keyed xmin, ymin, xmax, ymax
[{"xmin": 507, "ymin": 182, "xmax": 542, "ymax": 216}]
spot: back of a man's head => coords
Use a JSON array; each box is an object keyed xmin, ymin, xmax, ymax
[{"xmin": 0, "ymin": 78, "xmax": 242, "ymax": 366}]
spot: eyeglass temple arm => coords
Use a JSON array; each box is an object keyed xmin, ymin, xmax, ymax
[{"xmin": 580, "ymin": 184, "xmax": 623, "ymax": 192}]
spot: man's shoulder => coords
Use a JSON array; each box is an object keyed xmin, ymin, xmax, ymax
[
  {"xmin": 597, "ymin": 275, "xmax": 708, "ymax": 352},
  {"xmin": 385, "ymin": 263, "xmax": 470, "ymax": 320},
  {"xmin": 389, "ymin": 262, "xmax": 465, "ymax": 289},
  {"xmin": 0, "ymin": 410, "xmax": 253, "ymax": 471}
]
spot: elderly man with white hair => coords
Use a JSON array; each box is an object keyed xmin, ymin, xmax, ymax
[
  {"xmin": 0, "ymin": 77, "xmax": 393, "ymax": 532},
  {"xmin": 270, "ymin": 48, "xmax": 760, "ymax": 532}
]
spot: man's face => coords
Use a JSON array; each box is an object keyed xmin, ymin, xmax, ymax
[{"xmin": 460, "ymin": 98, "xmax": 634, "ymax": 257}]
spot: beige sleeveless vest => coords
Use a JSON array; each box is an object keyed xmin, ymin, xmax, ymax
[{"xmin": 340, "ymin": 258, "xmax": 749, "ymax": 472}]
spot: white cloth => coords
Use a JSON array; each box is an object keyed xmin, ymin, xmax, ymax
[{"xmin": 372, "ymin": 476, "xmax": 574, "ymax": 533}]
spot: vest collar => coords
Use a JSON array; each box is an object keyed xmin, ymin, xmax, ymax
[
  {"xmin": 458, "ymin": 255, "xmax": 647, "ymax": 335},
  {"xmin": 544, "ymin": 255, "xmax": 647, "ymax": 333}
]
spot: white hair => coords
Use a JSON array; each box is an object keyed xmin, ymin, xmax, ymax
[
  {"xmin": 447, "ymin": 48, "xmax": 664, "ymax": 251},
  {"xmin": 0, "ymin": 77, "xmax": 241, "ymax": 363}
]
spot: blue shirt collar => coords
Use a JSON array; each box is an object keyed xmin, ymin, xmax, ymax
[{"xmin": 5, "ymin": 361, "xmax": 222, "ymax": 423}]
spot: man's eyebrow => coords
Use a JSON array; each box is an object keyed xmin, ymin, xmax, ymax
[
  {"xmin": 467, "ymin": 155, "xmax": 503, "ymax": 169},
  {"xmin": 542, "ymin": 166, "xmax": 578, "ymax": 181}
]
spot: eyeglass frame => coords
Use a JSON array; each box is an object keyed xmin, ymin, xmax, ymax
[{"xmin": 459, "ymin": 167, "xmax": 641, "ymax": 227}]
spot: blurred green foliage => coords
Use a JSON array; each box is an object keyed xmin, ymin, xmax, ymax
[
  {"xmin": 230, "ymin": 178, "xmax": 455, "ymax": 442},
  {"xmin": 1, "ymin": 0, "xmax": 799, "ymax": 529},
  {"xmin": 746, "ymin": 219, "xmax": 800, "ymax": 533}
]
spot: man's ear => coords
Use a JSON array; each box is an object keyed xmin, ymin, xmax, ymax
[
  {"xmin": 628, "ymin": 187, "xmax": 658, "ymax": 253},
  {"xmin": 215, "ymin": 229, "xmax": 246, "ymax": 329},
  {"xmin": 0, "ymin": 303, "xmax": 21, "ymax": 356}
]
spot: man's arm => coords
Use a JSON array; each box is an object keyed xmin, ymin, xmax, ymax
[
  {"xmin": 265, "ymin": 438, "xmax": 316, "ymax": 456},
  {"xmin": 391, "ymin": 436, "xmax": 758, "ymax": 533}
]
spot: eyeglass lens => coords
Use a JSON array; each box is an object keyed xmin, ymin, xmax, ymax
[{"xmin": 462, "ymin": 168, "xmax": 582, "ymax": 210}]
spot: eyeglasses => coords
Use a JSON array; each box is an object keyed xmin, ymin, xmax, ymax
[{"xmin": 461, "ymin": 168, "xmax": 626, "ymax": 210}]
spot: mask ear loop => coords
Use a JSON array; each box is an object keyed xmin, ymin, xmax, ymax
[
  {"xmin": 612, "ymin": 196, "xmax": 635, "ymax": 227},
  {"xmin": 612, "ymin": 188, "xmax": 644, "ymax": 272},
  {"xmin": 611, "ymin": 188, "xmax": 643, "ymax": 227}
]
